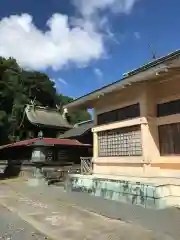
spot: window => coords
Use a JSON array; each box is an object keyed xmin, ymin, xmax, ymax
[
  {"xmin": 98, "ymin": 125, "xmax": 142, "ymax": 157},
  {"xmin": 97, "ymin": 103, "xmax": 140, "ymax": 125},
  {"xmin": 159, "ymin": 123, "xmax": 180, "ymax": 155},
  {"xmin": 157, "ymin": 99, "xmax": 180, "ymax": 117},
  {"xmin": 46, "ymin": 149, "xmax": 53, "ymax": 161}
]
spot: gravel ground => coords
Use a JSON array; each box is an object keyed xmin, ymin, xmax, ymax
[{"xmin": 0, "ymin": 205, "xmax": 49, "ymax": 240}]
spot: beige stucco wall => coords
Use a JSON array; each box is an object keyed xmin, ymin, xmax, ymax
[{"xmin": 92, "ymin": 75, "xmax": 180, "ymax": 177}]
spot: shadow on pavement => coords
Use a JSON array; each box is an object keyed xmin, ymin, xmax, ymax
[{"xmin": 0, "ymin": 161, "xmax": 22, "ymax": 180}]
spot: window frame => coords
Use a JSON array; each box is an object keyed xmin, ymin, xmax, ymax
[
  {"xmin": 157, "ymin": 99, "xmax": 180, "ymax": 117},
  {"xmin": 97, "ymin": 103, "xmax": 140, "ymax": 126},
  {"xmin": 158, "ymin": 122, "xmax": 180, "ymax": 155}
]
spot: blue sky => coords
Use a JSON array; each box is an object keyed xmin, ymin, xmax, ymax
[{"xmin": 0, "ymin": 0, "xmax": 180, "ymax": 99}]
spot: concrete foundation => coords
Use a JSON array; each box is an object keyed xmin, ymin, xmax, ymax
[
  {"xmin": 26, "ymin": 167, "xmax": 47, "ymax": 187},
  {"xmin": 65, "ymin": 174, "xmax": 180, "ymax": 209}
]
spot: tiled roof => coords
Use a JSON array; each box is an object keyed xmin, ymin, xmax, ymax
[
  {"xmin": 59, "ymin": 120, "xmax": 94, "ymax": 139},
  {"xmin": 64, "ymin": 49, "xmax": 180, "ymax": 109},
  {"xmin": 25, "ymin": 105, "xmax": 72, "ymax": 129},
  {"xmin": 0, "ymin": 138, "xmax": 91, "ymax": 150}
]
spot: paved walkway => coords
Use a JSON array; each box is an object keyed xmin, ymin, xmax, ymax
[
  {"xmin": 0, "ymin": 179, "xmax": 176, "ymax": 240},
  {"xmin": 9, "ymin": 179, "xmax": 180, "ymax": 239},
  {"xmin": 0, "ymin": 205, "xmax": 48, "ymax": 239}
]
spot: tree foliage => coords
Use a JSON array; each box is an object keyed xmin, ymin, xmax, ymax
[
  {"xmin": 56, "ymin": 94, "xmax": 91, "ymax": 124},
  {"xmin": 0, "ymin": 57, "xmax": 91, "ymax": 145}
]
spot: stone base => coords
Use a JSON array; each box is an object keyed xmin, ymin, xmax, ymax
[
  {"xmin": 65, "ymin": 174, "xmax": 180, "ymax": 209},
  {"xmin": 27, "ymin": 178, "xmax": 47, "ymax": 187},
  {"xmin": 25, "ymin": 167, "xmax": 46, "ymax": 187}
]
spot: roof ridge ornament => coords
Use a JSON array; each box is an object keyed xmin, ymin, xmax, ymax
[
  {"xmin": 56, "ymin": 104, "xmax": 60, "ymax": 111},
  {"xmin": 28, "ymin": 97, "xmax": 36, "ymax": 112},
  {"xmin": 56, "ymin": 103, "xmax": 63, "ymax": 112},
  {"xmin": 26, "ymin": 104, "xmax": 32, "ymax": 112},
  {"xmin": 30, "ymin": 97, "xmax": 36, "ymax": 105},
  {"xmin": 62, "ymin": 107, "xmax": 68, "ymax": 119}
]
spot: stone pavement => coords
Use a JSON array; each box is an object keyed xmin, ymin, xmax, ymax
[
  {"xmin": 0, "ymin": 179, "xmax": 176, "ymax": 240},
  {"xmin": 7, "ymin": 179, "xmax": 180, "ymax": 239},
  {"xmin": 0, "ymin": 205, "xmax": 48, "ymax": 239}
]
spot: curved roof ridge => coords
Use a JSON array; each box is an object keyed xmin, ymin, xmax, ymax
[{"xmin": 25, "ymin": 105, "xmax": 72, "ymax": 129}]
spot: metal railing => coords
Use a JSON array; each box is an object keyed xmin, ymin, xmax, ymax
[{"xmin": 80, "ymin": 157, "xmax": 93, "ymax": 175}]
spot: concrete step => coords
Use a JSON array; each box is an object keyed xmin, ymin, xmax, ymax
[{"xmin": 65, "ymin": 174, "xmax": 180, "ymax": 209}]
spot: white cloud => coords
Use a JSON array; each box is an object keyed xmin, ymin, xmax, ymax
[
  {"xmin": 0, "ymin": 0, "xmax": 140, "ymax": 71},
  {"xmin": 74, "ymin": 0, "xmax": 139, "ymax": 17},
  {"xmin": 56, "ymin": 78, "xmax": 68, "ymax": 85},
  {"xmin": 94, "ymin": 68, "xmax": 103, "ymax": 79},
  {"xmin": 51, "ymin": 78, "xmax": 68, "ymax": 92},
  {"xmin": 0, "ymin": 13, "xmax": 104, "ymax": 70},
  {"xmin": 134, "ymin": 31, "xmax": 141, "ymax": 39}
]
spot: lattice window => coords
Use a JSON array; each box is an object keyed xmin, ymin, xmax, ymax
[
  {"xmin": 98, "ymin": 125, "xmax": 142, "ymax": 157},
  {"xmin": 159, "ymin": 123, "xmax": 180, "ymax": 155}
]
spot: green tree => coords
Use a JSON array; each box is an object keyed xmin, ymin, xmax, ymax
[
  {"xmin": 0, "ymin": 57, "xmax": 91, "ymax": 144},
  {"xmin": 56, "ymin": 94, "xmax": 91, "ymax": 125}
]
